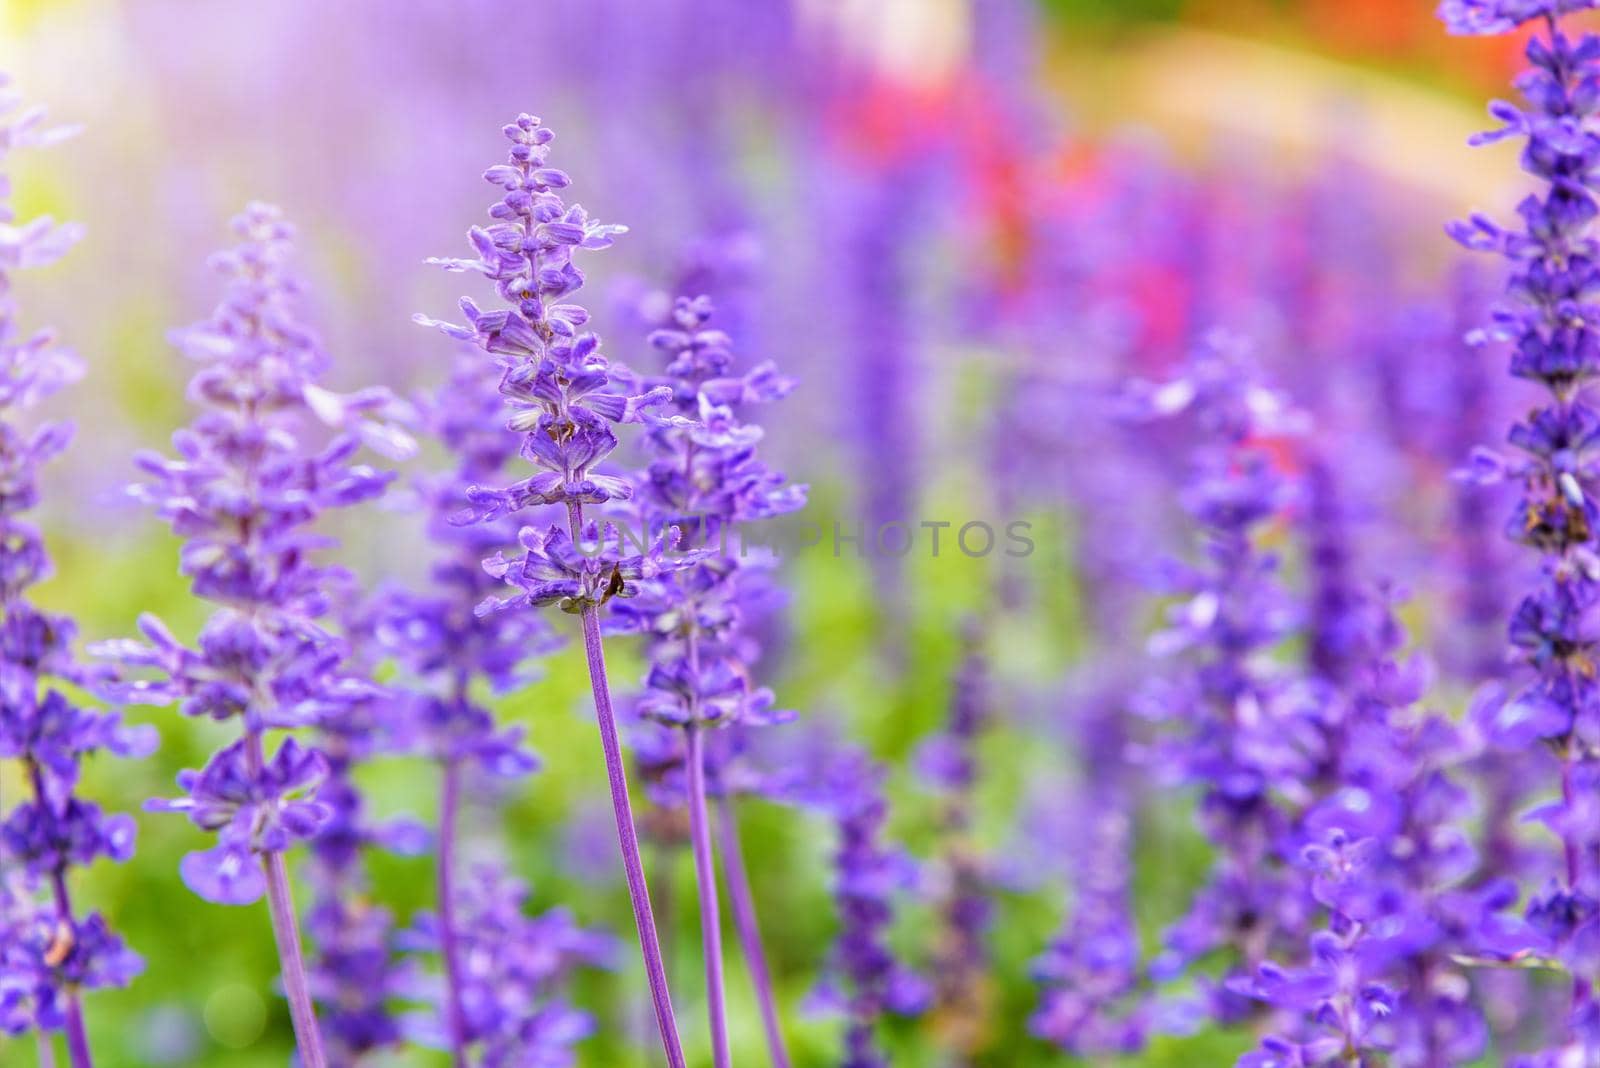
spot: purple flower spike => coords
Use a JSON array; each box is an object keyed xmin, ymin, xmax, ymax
[
  {"xmin": 913, "ymin": 621, "xmax": 996, "ymax": 1048},
  {"xmin": 1129, "ymin": 338, "xmax": 1313, "ymax": 1026},
  {"xmin": 419, "ymin": 114, "xmax": 687, "ymax": 1068},
  {"xmin": 0, "ymin": 75, "xmax": 147, "ymax": 1067},
  {"xmin": 98, "ymin": 203, "xmax": 412, "ymax": 1068},
  {"xmin": 301, "ymin": 615, "xmax": 428, "ymax": 1066},
  {"xmin": 1440, "ymin": 0, "xmax": 1600, "ymax": 34},
  {"xmin": 402, "ymin": 866, "xmax": 614, "ymax": 1068},
  {"xmin": 375, "ymin": 344, "xmax": 598, "ymax": 1064},
  {"xmin": 1239, "ymin": 591, "xmax": 1501, "ymax": 1065},
  {"xmin": 614, "ymin": 291, "xmax": 805, "ymax": 1068},
  {"xmin": 795, "ymin": 745, "xmax": 928, "ymax": 1068},
  {"xmin": 1444, "ymin": 2, "xmax": 1600, "ymax": 1059}
]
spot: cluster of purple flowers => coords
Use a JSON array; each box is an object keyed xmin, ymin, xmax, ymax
[
  {"xmin": 21, "ymin": 1, "xmax": 1600, "ymax": 1063},
  {"xmin": 0, "ymin": 78, "xmax": 153, "ymax": 1068},
  {"xmin": 1446, "ymin": 1, "xmax": 1600, "ymax": 1062},
  {"xmin": 615, "ymin": 287, "xmax": 805, "ymax": 1066},
  {"xmin": 418, "ymin": 112, "xmax": 695, "ymax": 1068},
  {"xmin": 1128, "ymin": 342, "xmax": 1313, "ymax": 1023},
  {"xmin": 93, "ymin": 202, "xmax": 413, "ymax": 1067},
  {"xmin": 809, "ymin": 746, "xmax": 930, "ymax": 1068},
  {"xmin": 914, "ymin": 621, "xmax": 995, "ymax": 1046}
]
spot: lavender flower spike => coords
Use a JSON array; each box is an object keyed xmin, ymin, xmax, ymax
[
  {"xmin": 795, "ymin": 746, "xmax": 929, "ymax": 1068},
  {"xmin": 1440, "ymin": 0, "xmax": 1599, "ymax": 34},
  {"xmin": 1130, "ymin": 339, "xmax": 1312, "ymax": 1025},
  {"xmin": 417, "ymin": 114, "xmax": 688, "ymax": 1068},
  {"xmin": 1444, "ymin": 3, "xmax": 1600, "ymax": 1061},
  {"xmin": 96, "ymin": 204, "xmax": 413, "ymax": 1068},
  {"xmin": 378, "ymin": 352, "xmax": 563, "ymax": 1065},
  {"xmin": 0, "ymin": 76, "xmax": 153, "ymax": 1068},
  {"xmin": 913, "ymin": 619, "xmax": 994, "ymax": 1046},
  {"xmin": 616, "ymin": 293, "xmax": 806, "ymax": 1068}
]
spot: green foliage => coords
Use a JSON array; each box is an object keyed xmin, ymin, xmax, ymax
[{"xmin": 1039, "ymin": 0, "xmax": 1186, "ymax": 25}]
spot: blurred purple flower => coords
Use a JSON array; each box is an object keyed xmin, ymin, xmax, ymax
[
  {"xmin": 794, "ymin": 745, "xmax": 929, "ymax": 1068},
  {"xmin": 0, "ymin": 76, "xmax": 150, "ymax": 1064},
  {"xmin": 1129, "ymin": 339, "xmax": 1315, "ymax": 1025},
  {"xmin": 95, "ymin": 203, "xmax": 413, "ymax": 1068},
  {"xmin": 401, "ymin": 866, "xmax": 615, "ymax": 1068},
  {"xmin": 1440, "ymin": 0, "xmax": 1600, "ymax": 34},
  {"xmin": 913, "ymin": 621, "xmax": 996, "ymax": 1046}
]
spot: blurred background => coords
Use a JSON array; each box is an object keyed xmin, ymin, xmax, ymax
[{"xmin": 0, "ymin": 0, "xmax": 1553, "ymax": 1065}]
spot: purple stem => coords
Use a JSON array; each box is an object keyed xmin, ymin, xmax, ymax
[
  {"xmin": 716, "ymin": 795, "xmax": 791, "ymax": 1068},
  {"xmin": 27, "ymin": 762, "xmax": 92, "ymax": 1068},
  {"xmin": 261, "ymin": 850, "xmax": 327, "ymax": 1068},
  {"xmin": 437, "ymin": 758, "xmax": 469, "ymax": 1067},
  {"xmin": 243, "ymin": 731, "xmax": 327, "ymax": 1068},
  {"xmin": 566, "ymin": 499, "xmax": 686, "ymax": 1068},
  {"xmin": 685, "ymin": 725, "xmax": 731, "ymax": 1068}
]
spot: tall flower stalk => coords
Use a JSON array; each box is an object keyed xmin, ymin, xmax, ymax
[
  {"xmin": 416, "ymin": 113, "xmax": 691, "ymax": 1067},
  {"xmin": 97, "ymin": 204, "xmax": 412, "ymax": 1068},
  {"xmin": 379, "ymin": 354, "xmax": 564, "ymax": 1064},
  {"xmin": 1443, "ymin": 1, "xmax": 1600, "ymax": 1060},
  {"xmin": 1238, "ymin": 593, "xmax": 1494, "ymax": 1066},
  {"xmin": 809, "ymin": 746, "xmax": 929, "ymax": 1067},
  {"xmin": 1130, "ymin": 342, "xmax": 1311, "ymax": 1024},
  {"xmin": 0, "ymin": 76, "xmax": 153, "ymax": 1068},
  {"xmin": 913, "ymin": 620, "xmax": 994, "ymax": 1050},
  {"xmin": 617, "ymin": 293, "xmax": 805, "ymax": 1067}
]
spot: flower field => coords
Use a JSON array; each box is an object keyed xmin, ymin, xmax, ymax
[{"xmin": 4, "ymin": 1, "xmax": 1600, "ymax": 1066}]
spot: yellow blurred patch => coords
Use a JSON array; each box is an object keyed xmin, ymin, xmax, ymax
[{"xmin": 2, "ymin": 0, "xmax": 86, "ymax": 35}]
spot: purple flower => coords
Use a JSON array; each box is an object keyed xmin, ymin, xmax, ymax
[
  {"xmin": 415, "ymin": 114, "xmax": 660, "ymax": 537},
  {"xmin": 839, "ymin": 164, "xmax": 929, "ymax": 603},
  {"xmin": 1128, "ymin": 339, "xmax": 1319, "ymax": 1025},
  {"xmin": 1445, "ymin": 3, "xmax": 1600, "ymax": 1058},
  {"xmin": 148, "ymin": 736, "xmax": 330, "ymax": 904},
  {"xmin": 608, "ymin": 291, "xmax": 803, "ymax": 1068},
  {"xmin": 96, "ymin": 203, "xmax": 411, "ymax": 1066},
  {"xmin": 1030, "ymin": 805, "xmax": 1149, "ymax": 1056},
  {"xmin": 418, "ymin": 114, "xmax": 688, "ymax": 1065},
  {"xmin": 98, "ymin": 205, "xmax": 409, "ymax": 904},
  {"xmin": 401, "ymin": 866, "xmax": 615, "ymax": 1068},
  {"xmin": 1301, "ymin": 458, "xmax": 1371, "ymax": 690},
  {"xmin": 0, "ymin": 75, "xmax": 150, "ymax": 1054},
  {"xmin": 1440, "ymin": 0, "xmax": 1600, "ymax": 34},
  {"xmin": 1238, "ymin": 593, "xmax": 1499, "ymax": 1066},
  {"xmin": 912, "ymin": 621, "xmax": 995, "ymax": 1041},
  {"xmin": 1030, "ymin": 668, "xmax": 1153, "ymax": 1057},
  {"xmin": 617, "ymin": 294, "xmax": 804, "ymax": 753},
  {"xmin": 794, "ymin": 745, "xmax": 929, "ymax": 1068},
  {"xmin": 299, "ymin": 614, "xmax": 429, "ymax": 1065},
  {"xmin": 0, "ymin": 879, "xmax": 141, "ymax": 1038}
]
